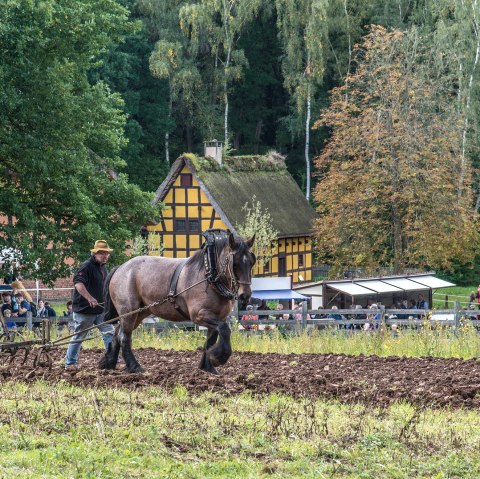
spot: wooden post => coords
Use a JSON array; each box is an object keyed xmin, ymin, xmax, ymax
[
  {"xmin": 301, "ymin": 301, "xmax": 308, "ymax": 331},
  {"xmin": 445, "ymin": 295, "xmax": 449, "ymax": 308},
  {"xmin": 454, "ymin": 301, "xmax": 460, "ymax": 334},
  {"xmin": 232, "ymin": 300, "xmax": 239, "ymax": 323},
  {"xmin": 26, "ymin": 311, "xmax": 32, "ymax": 330}
]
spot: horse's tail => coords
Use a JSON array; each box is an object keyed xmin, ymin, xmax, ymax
[{"xmin": 103, "ymin": 266, "xmax": 120, "ymax": 323}]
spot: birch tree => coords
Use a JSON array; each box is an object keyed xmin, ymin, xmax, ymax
[
  {"xmin": 276, "ymin": 0, "xmax": 329, "ymax": 200},
  {"xmin": 179, "ymin": 0, "xmax": 263, "ymax": 146}
]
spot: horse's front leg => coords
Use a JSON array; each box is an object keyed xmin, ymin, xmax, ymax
[
  {"xmin": 199, "ymin": 320, "xmax": 232, "ymax": 374},
  {"xmin": 199, "ymin": 328, "xmax": 219, "ymax": 373}
]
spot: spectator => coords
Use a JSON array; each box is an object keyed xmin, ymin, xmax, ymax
[
  {"xmin": 2, "ymin": 308, "xmax": 16, "ymax": 328},
  {"xmin": 1, "ymin": 292, "xmax": 15, "ymax": 316},
  {"xmin": 257, "ymin": 300, "xmax": 270, "ymax": 320},
  {"xmin": 44, "ymin": 302, "xmax": 57, "ymax": 317},
  {"xmin": 241, "ymin": 304, "xmax": 258, "ymax": 330},
  {"xmin": 37, "ymin": 300, "xmax": 56, "ymax": 318},
  {"xmin": 366, "ymin": 303, "xmax": 381, "ymax": 330},
  {"xmin": 416, "ymin": 294, "xmax": 428, "ymax": 310},
  {"xmin": 469, "ymin": 292, "xmax": 476, "ymax": 307},
  {"xmin": 327, "ymin": 305, "xmax": 344, "ymax": 321},
  {"xmin": 14, "ymin": 292, "xmax": 31, "ymax": 318},
  {"xmin": 63, "ymin": 300, "xmax": 73, "ymax": 317},
  {"xmin": 65, "ymin": 240, "xmax": 115, "ymax": 370}
]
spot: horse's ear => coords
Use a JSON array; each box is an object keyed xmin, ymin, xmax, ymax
[
  {"xmin": 246, "ymin": 234, "xmax": 255, "ymax": 249},
  {"xmin": 227, "ymin": 230, "xmax": 236, "ymax": 250}
]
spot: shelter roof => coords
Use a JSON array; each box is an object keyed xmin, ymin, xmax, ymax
[{"xmin": 154, "ymin": 154, "xmax": 316, "ymax": 238}]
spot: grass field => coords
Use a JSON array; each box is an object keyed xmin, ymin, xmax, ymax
[
  {"xmin": 17, "ymin": 291, "xmax": 478, "ymax": 478},
  {"xmin": 1, "ymin": 381, "xmax": 480, "ymax": 478}
]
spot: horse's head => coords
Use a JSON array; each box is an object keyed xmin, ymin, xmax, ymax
[{"xmin": 228, "ymin": 231, "xmax": 256, "ymax": 305}]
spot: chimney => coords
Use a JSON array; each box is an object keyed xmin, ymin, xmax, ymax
[{"xmin": 204, "ymin": 140, "xmax": 223, "ymax": 165}]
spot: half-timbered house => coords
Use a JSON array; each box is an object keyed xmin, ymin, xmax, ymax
[{"xmin": 147, "ymin": 152, "xmax": 316, "ymax": 283}]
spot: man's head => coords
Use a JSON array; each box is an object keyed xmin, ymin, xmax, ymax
[
  {"xmin": 246, "ymin": 304, "xmax": 254, "ymax": 311},
  {"xmin": 91, "ymin": 240, "xmax": 113, "ymax": 265},
  {"xmin": 3, "ymin": 309, "xmax": 11, "ymax": 318},
  {"xmin": 1, "ymin": 292, "xmax": 11, "ymax": 303},
  {"xmin": 14, "ymin": 292, "xmax": 23, "ymax": 301}
]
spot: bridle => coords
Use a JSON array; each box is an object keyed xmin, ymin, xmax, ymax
[{"xmin": 202, "ymin": 229, "xmax": 252, "ymax": 300}]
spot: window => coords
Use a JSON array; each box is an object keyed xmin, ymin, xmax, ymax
[
  {"xmin": 188, "ymin": 219, "xmax": 200, "ymax": 232},
  {"xmin": 175, "ymin": 219, "xmax": 186, "ymax": 232},
  {"xmin": 298, "ymin": 254, "xmax": 305, "ymax": 267},
  {"xmin": 180, "ymin": 174, "xmax": 192, "ymax": 187},
  {"xmin": 263, "ymin": 260, "xmax": 270, "ymax": 273}
]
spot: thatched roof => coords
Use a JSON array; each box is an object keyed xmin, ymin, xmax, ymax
[{"xmin": 154, "ymin": 153, "xmax": 316, "ymax": 238}]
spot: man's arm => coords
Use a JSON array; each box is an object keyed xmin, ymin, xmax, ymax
[{"xmin": 74, "ymin": 283, "xmax": 99, "ymax": 308}]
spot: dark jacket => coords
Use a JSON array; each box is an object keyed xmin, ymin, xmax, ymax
[{"xmin": 72, "ymin": 256, "xmax": 108, "ymax": 314}]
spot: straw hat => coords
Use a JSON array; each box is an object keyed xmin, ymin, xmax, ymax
[{"xmin": 91, "ymin": 240, "xmax": 113, "ymax": 253}]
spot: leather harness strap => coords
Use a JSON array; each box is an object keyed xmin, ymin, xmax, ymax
[{"xmin": 167, "ymin": 260, "xmax": 191, "ymax": 321}]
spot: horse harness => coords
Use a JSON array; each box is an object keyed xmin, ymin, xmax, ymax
[{"xmin": 167, "ymin": 229, "xmax": 244, "ymax": 320}]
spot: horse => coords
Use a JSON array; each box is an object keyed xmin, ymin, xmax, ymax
[{"xmin": 99, "ymin": 229, "xmax": 255, "ymax": 374}]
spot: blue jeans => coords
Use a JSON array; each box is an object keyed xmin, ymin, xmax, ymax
[{"xmin": 65, "ymin": 312, "xmax": 114, "ymax": 366}]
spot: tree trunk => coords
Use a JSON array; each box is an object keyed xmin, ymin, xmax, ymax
[
  {"xmin": 185, "ymin": 125, "xmax": 193, "ymax": 152},
  {"xmin": 165, "ymin": 132, "xmax": 170, "ymax": 165},
  {"xmin": 305, "ymin": 82, "xmax": 311, "ymax": 200},
  {"xmin": 459, "ymin": 6, "xmax": 480, "ymax": 198},
  {"xmin": 254, "ymin": 119, "xmax": 263, "ymax": 154}
]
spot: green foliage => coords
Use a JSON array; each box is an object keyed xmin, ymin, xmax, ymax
[
  {"xmin": 236, "ymin": 195, "xmax": 278, "ymax": 263},
  {"xmin": 0, "ymin": 0, "xmax": 160, "ymax": 283}
]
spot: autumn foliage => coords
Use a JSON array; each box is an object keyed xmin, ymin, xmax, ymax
[{"xmin": 313, "ymin": 26, "xmax": 479, "ymax": 274}]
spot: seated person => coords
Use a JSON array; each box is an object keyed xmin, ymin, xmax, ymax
[
  {"xmin": 241, "ymin": 305, "xmax": 258, "ymax": 330},
  {"xmin": 327, "ymin": 305, "xmax": 344, "ymax": 321},
  {"xmin": 416, "ymin": 294, "xmax": 429, "ymax": 310}
]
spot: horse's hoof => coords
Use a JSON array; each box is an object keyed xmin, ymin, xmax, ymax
[
  {"xmin": 199, "ymin": 364, "xmax": 219, "ymax": 375},
  {"xmin": 125, "ymin": 365, "xmax": 145, "ymax": 374}
]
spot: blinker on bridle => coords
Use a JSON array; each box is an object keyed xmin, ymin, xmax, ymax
[{"xmin": 202, "ymin": 229, "xmax": 251, "ymax": 299}]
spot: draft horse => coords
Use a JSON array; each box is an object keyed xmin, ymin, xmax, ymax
[{"xmin": 99, "ymin": 229, "xmax": 255, "ymax": 374}]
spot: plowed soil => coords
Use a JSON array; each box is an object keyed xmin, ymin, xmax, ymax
[{"xmin": 2, "ymin": 348, "xmax": 480, "ymax": 409}]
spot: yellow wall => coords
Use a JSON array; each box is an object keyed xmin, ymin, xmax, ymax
[{"xmin": 147, "ymin": 165, "xmax": 312, "ymax": 283}]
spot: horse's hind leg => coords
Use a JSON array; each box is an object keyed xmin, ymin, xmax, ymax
[
  {"xmin": 119, "ymin": 319, "xmax": 144, "ymax": 373},
  {"xmin": 199, "ymin": 320, "xmax": 232, "ymax": 374},
  {"xmin": 98, "ymin": 326, "xmax": 121, "ymax": 370}
]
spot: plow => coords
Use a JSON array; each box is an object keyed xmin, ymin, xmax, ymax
[{"xmin": 0, "ymin": 317, "xmax": 54, "ymax": 371}]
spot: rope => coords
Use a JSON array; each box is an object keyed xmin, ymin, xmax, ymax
[{"xmin": 44, "ymin": 276, "xmax": 210, "ymax": 349}]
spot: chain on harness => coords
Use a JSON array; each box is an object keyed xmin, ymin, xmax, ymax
[{"xmin": 202, "ymin": 229, "xmax": 238, "ymax": 300}]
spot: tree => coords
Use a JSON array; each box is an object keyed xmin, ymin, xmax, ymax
[
  {"xmin": 313, "ymin": 26, "xmax": 479, "ymax": 274},
  {"xmin": 0, "ymin": 0, "xmax": 160, "ymax": 284},
  {"xmin": 91, "ymin": 0, "xmax": 172, "ymax": 192},
  {"xmin": 236, "ymin": 196, "xmax": 278, "ymax": 265},
  {"xmin": 179, "ymin": 0, "xmax": 263, "ymax": 146},
  {"xmin": 275, "ymin": 0, "xmax": 329, "ymax": 200}
]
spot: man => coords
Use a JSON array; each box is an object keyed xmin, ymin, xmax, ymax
[
  {"xmin": 416, "ymin": 294, "xmax": 428, "ymax": 310},
  {"xmin": 14, "ymin": 292, "xmax": 31, "ymax": 318},
  {"xmin": 65, "ymin": 240, "xmax": 115, "ymax": 370}
]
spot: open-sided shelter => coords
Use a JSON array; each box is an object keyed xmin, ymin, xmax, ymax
[{"xmin": 293, "ymin": 273, "xmax": 455, "ymax": 309}]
